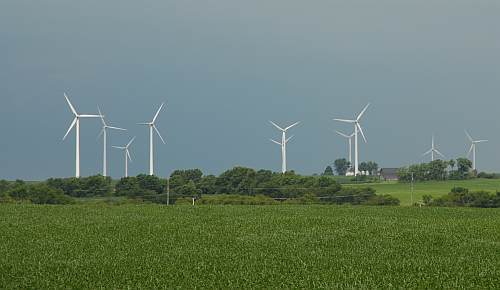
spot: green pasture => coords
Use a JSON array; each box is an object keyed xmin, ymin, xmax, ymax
[{"xmin": 348, "ymin": 178, "xmax": 500, "ymax": 206}]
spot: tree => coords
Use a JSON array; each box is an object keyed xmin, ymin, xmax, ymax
[
  {"xmin": 215, "ymin": 167, "xmax": 257, "ymax": 194},
  {"xmin": 359, "ymin": 162, "xmax": 369, "ymax": 175},
  {"xmin": 366, "ymin": 161, "xmax": 379, "ymax": 176},
  {"xmin": 456, "ymin": 158, "xmax": 472, "ymax": 178},
  {"xmin": 449, "ymin": 159, "xmax": 456, "ymax": 171},
  {"xmin": 333, "ymin": 159, "xmax": 350, "ymax": 176},
  {"xmin": 169, "ymin": 169, "xmax": 203, "ymax": 189},
  {"xmin": 323, "ymin": 166, "xmax": 334, "ymax": 176},
  {"xmin": 176, "ymin": 180, "xmax": 201, "ymax": 197},
  {"xmin": 197, "ymin": 175, "xmax": 217, "ymax": 195},
  {"xmin": 115, "ymin": 177, "xmax": 143, "ymax": 197},
  {"xmin": 136, "ymin": 174, "xmax": 164, "ymax": 194}
]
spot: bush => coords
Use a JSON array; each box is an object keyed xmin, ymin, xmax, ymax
[
  {"xmin": 427, "ymin": 187, "xmax": 500, "ymax": 208},
  {"xmin": 0, "ymin": 191, "xmax": 13, "ymax": 203},
  {"xmin": 46, "ymin": 175, "xmax": 113, "ymax": 197},
  {"xmin": 477, "ymin": 172, "xmax": 500, "ymax": 179},
  {"xmin": 28, "ymin": 184, "xmax": 74, "ymax": 205},
  {"xmin": 363, "ymin": 194, "xmax": 400, "ymax": 206},
  {"xmin": 199, "ymin": 195, "xmax": 277, "ymax": 205}
]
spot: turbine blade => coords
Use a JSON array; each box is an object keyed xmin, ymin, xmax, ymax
[
  {"xmin": 269, "ymin": 121, "xmax": 284, "ymax": 131},
  {"xmin": 285, "ymin": 121, "xmax": 300, "ymax": 131},
  {"xmin": 270, "ymin": 139, "xmax": 281, "ymax": 145},
  {"xmin": 63, "ymin": 118, "xmax": 77, "ymax": 140},
  {"xmin": 107, "ymin": 126, "xmax": 127, "ymax": 131},
  {"xmin": 126, "ymin": 136, "xmax": 136, "ymax": 148},
  {"xmin": 285, "ymin": 135, "xmax": 294, "ymax": 143},
  {"xmin": 152, "ymin": 103, "xmax": 165, "ymax": 123},
  {"xmin": 356, "ymin": 103, "xmax": 370, "ymax": 121},
  {"xmin": 476, "ymin": 140, "xmax": 488, "ymax": 143},
  {"xmin": 357, "ymin": 123, "xmax": 367, "ymax": 143},
  {"xmin": 335, "ymin": 131, "xmax": 350, "ymax": 138},
  {"xmin": 137, "ymin": 122, "xmax": 150, "ymax": 125},
  {"xmin": 434, "ymin": 149, "xmax": 445, "ymax": 158},
  {"xmin": 79, "ymin": 115, "xmax": 101, "ymax": 118},
  {"xmin": 467, "ymin": 144, "xmax": 474, "ymax": 157},
  {"xmin": 97, "ymin": 128, "xmax": 104, "ymax": 140},
  {"xmin": 97, "ymin": 106, "xmax": 106, "ymax": 126},
  {"xmin": 422, "ymin": 149, "xmax": 433, "ymax": 156},
  {"xmin": 64, "ymin": 93, "xmax": 78, "ymax": 116},
  {"xmin": 465, "ymin": 130, "xmax": 473, "ymax": 142},
  {"xmin": 112, "ymin": 146, "xmax": 126, "ymax": 149},
  {"xmin": 333, "ymin": 118, "xmax": 356, "ymax": 123},
  {"xmin": 154, "ymin": 125, "xmax": 166, "ymax": 144},
  {"xmin": 127, "ymin": 149, "xmax": 132, "ymax": 162}
]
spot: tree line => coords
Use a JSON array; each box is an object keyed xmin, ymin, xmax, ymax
[
  {"xmin": 0, "ymin": 167, "xmax": 399, "ymax": 205},
  {"xmin": 423, "ymin": 187, "xmax": 500, "ymax": 208},
  {"xmin": 397, "ymin": 158, "xmax": 473, "ymax": 182}
]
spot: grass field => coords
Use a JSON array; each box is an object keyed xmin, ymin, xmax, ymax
[
  {"xmin": 347, "ymin": 178, "xmax": 500, "ymax": 206},
  {"xmin": 1, "ymin": 204, "xmax": 499, "ymax": 288}
]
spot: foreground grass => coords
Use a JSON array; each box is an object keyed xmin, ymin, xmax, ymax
[
  {"xmin": 0, "ymin": 204, "xmax": 499, "ymax": 289},
  {"xmin": 348, "ymin": 178, "xmax": 500, "ymax": 206}
]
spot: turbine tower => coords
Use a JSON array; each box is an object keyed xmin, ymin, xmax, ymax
[
  {"xmin": 97, "ymin": 106, "xmax": 126, "ymax": 177},
  {"xmin": 138, "ymin": 103, "xmax": 166, "ymax": 176},
  {"xmin": 113, "ymin": 137, "xmax": 136, "ymax": 177},
  {"xmin": 465, "ymin": 130, "xmax": 487, "ymax": 171},
  {"xmin": 270, "ymin": 121, "xmax": 300, "ymax": 174},
  {"xmin": 422, "ymin": 135, "xmax": 445, "ymax": 161},
  {"xmin": 334, "ymin": 103, "xmax": 370, "ymax": 176},
  {"xmin": 63, "ymin": 93, "xmax": 101, "ymax": 178},
  {"xmin": 335, "ymin": 130, "xmax": 355, "ymax": 167}
]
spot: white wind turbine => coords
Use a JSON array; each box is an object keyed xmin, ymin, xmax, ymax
[
  {"xmin": 97, "ymin": 106, "xmax": 126, "ymax": 177},
  {"xmin": 138, "ymin": 103, "xmax": 166, "ymax": 175},
  {"xmin": 113, "ymin": 137, "xmax": 136, "ymax": 177},
  {"xmin": 270, "ymin": 121, "xmax": 300, "ymax": 174},
  {"xmin": 465, "ymin": 130, "xmax": 487, "ymax": 171},
  {"xmin": 335, "ymin": 130, "xmax": 355, "ymax": 167},
  {"xmin": 422, "ymin": 135, "xmax": 445, "ymax": 161},
  {"xmin": 334, "ymin": 103, "xmax": 370, "ymax": 176},
  {"xmin": 62, "ymin": 93, "xmax": 102, "ymax": 178}
]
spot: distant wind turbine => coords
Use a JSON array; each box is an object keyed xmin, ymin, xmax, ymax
[
  {"xmin": 62, "ymin": 93, "xmax": 102, "ymax": 178},
  {"xmin": 422, "ymin": 135, "xmax": 445, "ymax": 161},
  {"xmin": 334, "ymin": 103, "xmax": 370, "ymax": 176},
  {"xmin": 465, "ymin": 130, "xmax": 487, "ymax": 171},
  {"xmin": 97, "ymin": 106, "xmax": 126, "ymax": 177},
  {"xmin": 138, "ymin": 103, "xmax": 166, "ymax": 175},
  {"xmin": 335, "ymin": 130, "xmax": 355, "ymax": 167},
  {"xmin": 270, "ymin": 121, "xmax": 300, "ymax": 174},
  {"xmin": 113, "ymin": 137, "xmax": 136, "ymax": 177}
]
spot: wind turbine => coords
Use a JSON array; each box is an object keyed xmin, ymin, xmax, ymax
[
  {"xmin": 270, "ymin": 121, "xmax": 300, "ymax": 174},
  {"xmin": 138, "ymin": 103, "xmax": 166, "ymax": 175},
  {"xmin": 113, "ymin": 137, "xmax": 135, "ymax": 177},
  {"xmin": 97, "ymin": 106, "xmax": 126, "ymax": 177},
  {"xmin": 465, "ymin": 130, "xmax": 487, "ymax": 171},
  {"xmin": 422, "ymin": 135, "xmax": 445, "ymax": 161},
  {"xmin": 334, "ymin": 103, "xmax": 370, "ymax": 176},
  {"xmin": 335, "ymin": 130, "xmax": 355, "ymax": 167},
  {"xmin": 62, "ymin": 93, "xmax": 102, "ymax": 178}
]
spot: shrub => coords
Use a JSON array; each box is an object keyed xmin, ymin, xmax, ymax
[
  {"xmin": 28, "ymin": 184, "xmax": 74, "ymax": 205},
  {"xmin": 363, "ymin": 194, "xmax": 400, "ymax": 206},
  {"xmin": 199, "ymin": 195, "xmax": 277, "ymax": 205}
]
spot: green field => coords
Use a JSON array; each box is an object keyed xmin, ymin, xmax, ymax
[
  {"xmin": 347, "ymin": 178, "xmax": 500, "ymax": 206},
  {"xmin": 1, "ymin": 204, "xmax": 499, "ymax": 288}
]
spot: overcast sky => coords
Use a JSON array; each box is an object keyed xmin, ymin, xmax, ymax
[{"xmin": 0, "ymin": 0, "xmax": 499, "ymax": 180}]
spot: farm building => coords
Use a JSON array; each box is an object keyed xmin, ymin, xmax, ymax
[{"xmin": 379, "ymin": 168, "xmax": 399, "ymax": 181}]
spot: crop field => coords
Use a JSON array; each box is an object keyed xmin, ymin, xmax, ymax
[
  {"xmin": 1, "ymin": 204, "xmax": 499, "ymax": 288},
  {"xmin": 348, "ymin": 178, "xmax": 500, "ymax": 206}
]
